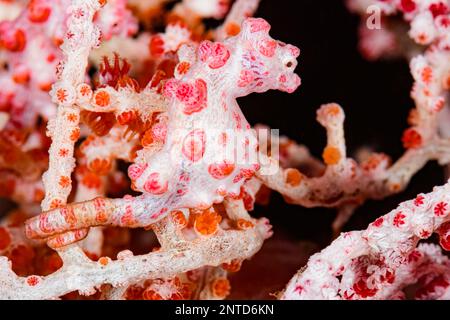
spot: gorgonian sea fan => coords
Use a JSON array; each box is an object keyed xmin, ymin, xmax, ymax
[{"xmin": 0, "ymin": 0, "xmax": 449, "ymax": 300}]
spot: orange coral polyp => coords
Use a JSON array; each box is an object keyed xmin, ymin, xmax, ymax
[
  {"xmin": 141, "ymin": 130, "xmax": 154, "ymax": 147},
  {"xmin": 58, "ymin": 176, "xmax": 71, "ymax": 188},
  {"xmin": 28, "ymin": 1, "xmax": 51, "ymax": 23},
  {"xmin": 225, "ymin": 22, "xmax": 241, "ymax": 36},
  {"xmin": 142, "ymin": 288, "xmax": 163, "ymax": 300},
  {"xmin": 211, "ymin": 278, "xmax": 231, "ymax": 298},
  {"xmin": 81, "ymin": 172, "xmax": 102, "ymax": 189},
  {"xmin": 94, "ymin": 90, "xmax": 111, "ymax": 107},
  {"xmin": 221, "ymin": 259, "xmax": 242, "ymax": 272},
  {"xmin": 176, "ymin": 61, "xmax": 191, "ymax": 75},
  {"xmin": 285, "ymin": 168, "xmax": 303, "ymax": 186},
  {"xmin": 88, "ymin": 158, "xmax": 112, "ymax": 175},
  {"xmin": 322, "ymin": 146, "xmax": 341, "ymax": 165},
  {"xmin": 171, "ymin": 210, "xmax": 187, "ymax": 228},
  {"xmin": 3, "ymin": 29, "xmax": 26, "ymax": 52},
  {"xmin": 98, "ymin": 257, "xmax": 110, "ymax": 266},
  {"xmin": 402, "ymin": 128, "xmax": 422, "ymax": 149},
  {"xmin": 56, "ymin": 89, "xmax": 68, "ymax": 103},
  {"xmin": 49, "ymin": 199, "xmax": 63, "ymax": 210},
  {"xmin": 116, "ymin": 111, "xmax": 136, "ymax": 125},
  {"xmin": 236, "ymin": 218, "xmax": 254, "ymax": 230},
  {"xmin": 12, "ymin": 72, "xmax": 30, "ymax": 84},
  {"xmin": 194, "ymin": 210, "xmax": 222, "ymax": 236},
  {"xmin": 323, "ymin": 104, "xmax": 341, "ymax": 116}
]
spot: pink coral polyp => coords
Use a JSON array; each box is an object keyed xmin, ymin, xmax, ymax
[
  {"xmin": 258, "ymin": 39, "xmax": 277, "ymax": 57},
  {"xmin": 198, "ymin": 41, "xmax": 231, "ymax": 69},
  {"xmin": 144, "ymin": 173, "xmax": 168, "ymax": 195},
  {"xmin": 208, "ymin": 161, "xmax": 236, "ymax": 180},
  {"xmin": 165, "ymin": 78, "xmax": 208, "ymax": 115},
  {"xmin": 247, "ymin": 18, "xmax": 270, "ymax": 33},
  {"xmin": 128, "ymin": 163, "xmax": 148, "ymax": 181}
]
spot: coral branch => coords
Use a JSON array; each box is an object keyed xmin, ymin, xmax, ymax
[
  {"xmin": 282, "ymin": 180, "xmax": 450, "ymax": 299},
  {"xmin": 215, "ymin": 0, "xmax": 261, "ymax": 40},
  {"xmin": 1, "ymin": 215, "xmax": 270, "ymax": 299},
  {"xmin": 41, "ymin": 0, "xmax": 103, "ymax": 211}
]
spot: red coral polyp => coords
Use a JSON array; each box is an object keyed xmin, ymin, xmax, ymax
[{"xmin": 28, "ymin": 0, "xmax": 52, "ymax": 23}]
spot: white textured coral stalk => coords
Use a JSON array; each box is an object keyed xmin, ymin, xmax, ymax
[
  {"xmin": 41, "ymin": 0, "xmax": 102, "ymax": 211},
  {"xmin": 0, "ymin": 215, "xmax": 270, "ymax": 299}
]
